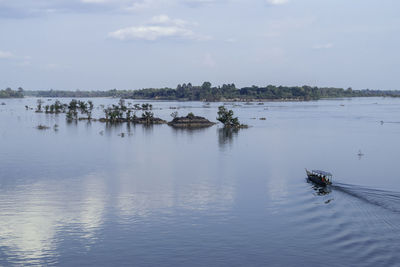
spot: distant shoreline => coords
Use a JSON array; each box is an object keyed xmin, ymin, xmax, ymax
[
  {"xmin": 3, "ymin": 82, "xmax": 400, "ymax": 101},
  {"xmin": 3, "ymin": 96, "xmax": 399, "ymax": 102},
  {"xmin": 13, "ymin": 95, "xmax": 400, "ymax": 102}
]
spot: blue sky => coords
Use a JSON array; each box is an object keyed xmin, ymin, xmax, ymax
[{"xmin": 0, "ymin": 0, "xmax": 399, "ymax": 90}]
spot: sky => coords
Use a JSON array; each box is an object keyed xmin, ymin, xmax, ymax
[{"xmin": 0, "ymin": 0, "xmax": 399, "ymax": 91}]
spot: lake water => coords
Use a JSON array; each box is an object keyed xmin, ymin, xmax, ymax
[{"xmin": 1, "ymin": 97, "xmax": 400, "ymax": 266}]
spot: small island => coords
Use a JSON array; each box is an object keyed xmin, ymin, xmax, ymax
[{"xmin": 168, "ymin": 112, "xmax": 215, "ymax": 128}]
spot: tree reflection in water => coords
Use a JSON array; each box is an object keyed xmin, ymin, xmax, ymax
[
  {"xmin": 170, "ymin": 126, "xmax": 210, "ymax": 137},
  {"xmin": 218, "ymin": 128, "xmax": 239, "ymax": 149},
  {"xmin": 141, "ymin": 124, "xmax": 154, "ymax": 135}
]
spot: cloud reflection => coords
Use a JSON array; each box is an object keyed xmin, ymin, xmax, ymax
[{"xmin": 0, "ymin": 173, "xmax": 107, "ymax": 264}]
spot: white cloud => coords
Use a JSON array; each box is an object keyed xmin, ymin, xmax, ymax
[
  {"xmin": 0, "ymin": 50, "xmax": 13, "ymax": 59},
  {"xmin": 0, "ymin": 0, "xmax": 227, "ymax": 17},
  {"xmin": 81, "ymin": 0, "xmax": 109, "ymax": 3},
  {"xmin": 313, "ymin": 43, "xmax": 334, "ymax": 49},
  {"xmin": 109, "ymin": 26, "xmax": 194, "ymax": 41},
  {"xmin": 81, "ymin": 0, "xmax": 142, "ymax": 4},
  {"xmin": 124, "ymin": 0, "xmax": 167, "ymax": 11},
  {"xmin": 0, "ymin": 0, "xmax": 169, "ymax": 17},
  {"xmin": 183, "ymin": 0, "xmax": 217, "ymax": 6},
  {"xmin": 149, "ymin": 14, "xmax": 190, "ymax": 27},
  {"xmin": 109, "ymin": 15, "xmax": 209, "ymax": 41},
  {"xmin": 266, "ymin": 0, "xmax": 288, "ymax": 5}
]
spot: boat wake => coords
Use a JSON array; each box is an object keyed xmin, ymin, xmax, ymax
[{"xmin": 332, "ymin": 182, "xmax": 400, "ymax": 213}]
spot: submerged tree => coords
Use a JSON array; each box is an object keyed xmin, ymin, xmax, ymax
[
  {"xmin": 141, "ymin": 111, "xmax": 154, "ymax": 124},
  {"xmin": 78, "ymin": 100, "xmax": 88, "ymax": 114},
  {"xmin": 141, "ymin": 103, "xmax": 152, "ymax": 110},
  {"xmin": 67, "ymin": 99, "xmax": 79, "ymax": 120},
  {"xmin": 170, "ymin": 111, "xmax": 178, "ymax": 119},
  {"xmin": 36, "ymin": 99, "xmax": 44, "ymax": 112},
  {"xmin": 119, "ymin": 98, "xmax": 127, "ymax": 111},
  {"xmin": 66, "ymin": 110, "xmax": 74, "ymax": 120},
  {"xmin": 103, "ymin": 104, "xmax": 124, "ymax": 122},
  {"xmin": 68, "ymin": 99, "xmax": 78, "ymax": 111},
  {"xmin": 87, "ymin": 100, "xmax": 94, "ymax": 119},
  {"xmin": 217, "ymin": 106, "xmax": 246, "ymax": 128}
]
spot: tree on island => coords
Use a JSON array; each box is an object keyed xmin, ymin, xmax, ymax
[
  {"xmin": 170, "ymin": 111, "xmax": 178, "ymax": 119},
  {"xmin": 217, "ymin": 106, "xmax": 247, "ymax": 128},
  {"xmin": 141, "ymin": 111, "xmax": 154, "ymax": 124},
  {"xmin": 36, "ymin": 99, "xmax": 44, "ymax": 112}
]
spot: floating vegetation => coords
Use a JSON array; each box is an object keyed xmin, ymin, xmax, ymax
[
  {"xmin": 357, "ymin": 150, "xmax": 364, "ymax": 160},
  {"xmin": 36, "ymin": 124, "xmax": 50, "ymax": 130}
]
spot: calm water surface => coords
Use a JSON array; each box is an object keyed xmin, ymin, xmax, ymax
[{"xmin": 1, "ymin": 97, "xmax": 400, "ymax": 266}]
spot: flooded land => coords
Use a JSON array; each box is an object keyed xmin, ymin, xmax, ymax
[{"xmin": 1, "ymin": 97, "xmax": 400, "ymax": 266}]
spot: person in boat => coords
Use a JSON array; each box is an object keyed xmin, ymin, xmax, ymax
[{"xmin": 306, "ymin": 169, "xmax": 333, "ymax": 185}]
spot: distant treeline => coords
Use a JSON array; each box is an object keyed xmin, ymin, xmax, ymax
[
  {"xmin": 0, "ymin": 88, "xmax": 24, "ymax": 98},
  {"xmin": 20, "ymin": 82, "xmax": 400, "ymax": 101}
]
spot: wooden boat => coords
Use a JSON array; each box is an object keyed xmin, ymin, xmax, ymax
[{"xmin": 306, "ymin": 169, "xmax": 332, "ymax": 186}]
